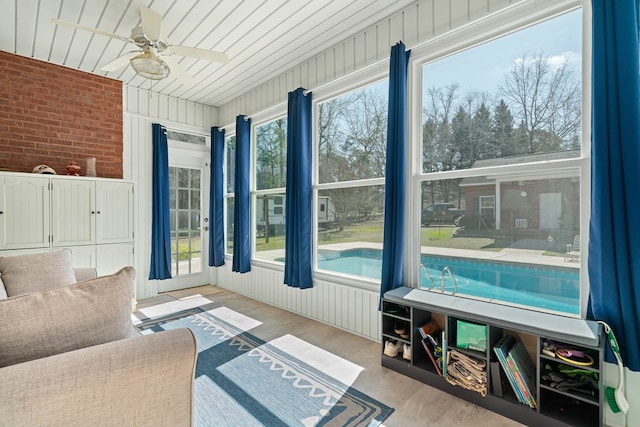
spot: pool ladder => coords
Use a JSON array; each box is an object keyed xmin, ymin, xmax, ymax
[{"xmin": 421, "ymin": 264, "xmax": 458, "ymax": 295}]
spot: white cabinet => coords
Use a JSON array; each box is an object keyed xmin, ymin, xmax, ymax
[
  {"xmin": 0, "ymin": 173, "xmax": 135, "ymax": 277},
  {"xmin": 0, "ymin": 175, "xmax": 50, "ymax": 250},
  {"xmin": 51, "ymin": 178, "xmax": 133, "ymax": 247}
]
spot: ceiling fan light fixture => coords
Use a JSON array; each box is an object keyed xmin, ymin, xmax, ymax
[{"xmin": 130, "ymin": 52, "xmax": 169, "ymax": 80}]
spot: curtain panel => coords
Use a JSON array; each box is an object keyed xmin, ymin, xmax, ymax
[
  {"xmin": 209, "ymin": 127, "xmax": 225, "ymax": 267},
  {"xmin": 232, "ymin": 115, "xmax": 252, "ymax": 273},
  {"xmin": 149, "ymin": 123, "xmax": 172, "ymax": 280},
  {"xmin": 379, "ymin": 41, "xmax": 411, "ymax": 303},
  {"xmin": 284, "ymin": 88, "xmax": 313, "ymax": 289},
  {"xmin": 589, "ymin": 0, "xmax": 640, "ymax": 371}
]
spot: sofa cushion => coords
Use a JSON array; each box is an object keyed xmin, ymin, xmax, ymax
[
  {"xmin": 0, "ymin": 250, "xmax": 76, "ymax": 297},
  {"xmin": 0, "ymin": 266, "xmax": 139, "ymax": 368}
]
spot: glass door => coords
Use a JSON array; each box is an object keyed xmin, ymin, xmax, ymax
[{"xmin": 158, "ymin": 145, "xmax": 210, "ymax": 292}]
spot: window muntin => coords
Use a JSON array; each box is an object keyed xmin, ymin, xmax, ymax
[
  {"xmin": 418, "ymin": 10, "xmax": 583, "ymax": 315},
  {"xmin": 253, "ymin": 117, "xmax": 287, "ymax": 263}
]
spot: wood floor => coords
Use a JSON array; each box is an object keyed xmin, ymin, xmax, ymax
[{"xmin": 136, "ymin": 285, "xmax": 523, "ymax": 427}]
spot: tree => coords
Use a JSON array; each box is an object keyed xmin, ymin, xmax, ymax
[
  {"xmin": 498, "ymin": 52, "xmax": 581, "ymax": 153},
  {"xmin": 255, "ymin": 118, "xmax": 286, "ymax": 189}
]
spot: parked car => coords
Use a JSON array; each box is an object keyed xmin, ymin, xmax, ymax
[{"xmin": 421, "ymin": 203, "xmax": 465, "ymax": 226}]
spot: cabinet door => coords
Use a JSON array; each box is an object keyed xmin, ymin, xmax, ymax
[
  {"xmin": 1, "ymin": 176, "xmax": 50, "ymax": 250},
  {"xmin": 96, "ymin": 181, "xmax": 134, "ymax": 244},
  {"xmin": 51, "ymin": 178, "xmax": 96, "ymax": 247},
  {"xmin": 62, "ymin": 245, "xmax": 97, "ymax": 269},
  {"xmin": 96, "ymin": 243, "xmax": 134, "ymax": 276}
]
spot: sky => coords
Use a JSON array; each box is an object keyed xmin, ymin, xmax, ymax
[{"xmin": 422, "ymin": 9, "xmax": 582, "ymax": 99}]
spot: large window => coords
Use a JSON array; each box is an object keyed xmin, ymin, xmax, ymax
[
  {"xmin": 418, "ymin": 9, "xmax": 583, "ymax": 315},
  {"xmin": 315, "ymin": 80, "xmax": 388, "ymax": 280},
  {"xmin": 253, "ymin": 117, "xmax": 287, "ymax": 263}
]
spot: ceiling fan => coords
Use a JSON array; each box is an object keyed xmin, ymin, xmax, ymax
[{"xmin": 52, "ymin": 7, "xmax": 228, "ymax": 85}]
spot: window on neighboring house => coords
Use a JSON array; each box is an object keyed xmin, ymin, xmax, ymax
[
  {"xmin": 315, "ymin": 80, "xmax": 388, "ymax": 281},
  {"xmin": 417, "ymin": 9, "xmax": 584, "ymax": 315},
  {"xmin": 253, "ymin": 117, "xmax": 287, "ymax": 263},
  {"xmin": 225, "ymin": 134, "xmax": 236, "ymax": 256}
]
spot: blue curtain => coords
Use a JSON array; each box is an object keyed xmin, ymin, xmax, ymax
[
  {"xmin": 232, "ymin": 115, "xmax": 251, "ymax": 273},
  {"xmin": 380, "ymin": 42, "xmax": 411, "ymax": 303},
  {"xmin": 589, "ymin": 0, "xmax": 640, "ymax": 371},
  {"xmin": 149, "ymin": 123, "xmax": 172, "ymax": 280},
  {"xmin": 284, "ymin": 88, "xmax": 313, "ymax": 289},
  {"xmin": 209, "ymin": 127, "xmax": 225, "ymax": 267}
]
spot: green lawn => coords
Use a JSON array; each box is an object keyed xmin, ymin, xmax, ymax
[{"xmin": 255, "ymin": 223, "xmax": 501, "ymax": 252}]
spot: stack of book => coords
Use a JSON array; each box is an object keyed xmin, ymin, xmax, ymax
[{"xmin": 493, "ymin": 335, "xmax": 537, "ymax": 409}]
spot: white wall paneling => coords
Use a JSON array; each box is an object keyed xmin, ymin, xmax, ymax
[{"xmin": 216, "ymin": 264, "xmax": 381, "ymax": 341}]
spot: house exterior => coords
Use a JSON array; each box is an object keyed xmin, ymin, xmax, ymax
[{"xmin": 459, "ymin": 150, "xmax": 581, "ymax": 244}]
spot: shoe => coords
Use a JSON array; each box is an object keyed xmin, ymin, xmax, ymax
[
  {"xmin": 394, "ymin": 321, "xmax": 410, "ymax": 339},
  {"xmin": 403, "ymin": 344, "xmax": 412, "ymax": 360},
  {"xmin": 384, "ymin": 340, "xmax": 402, "ymax": 357}
]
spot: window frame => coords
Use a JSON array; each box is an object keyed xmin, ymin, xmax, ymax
[
  {"xmin": 312, "ymin": 74, "xmax": 390, "ymax": 289},
  {"xmin": 407, "ymin": 0, "xmax": 591, "ymax": 317}
]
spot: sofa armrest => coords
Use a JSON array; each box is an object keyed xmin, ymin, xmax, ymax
[
  {"xmin": 0, "ymin": 328, "xmax": 197, "ymax": 427},
  {"xmin": 73, "ymin": 267, "xmax": 98, "ymax": 282}
]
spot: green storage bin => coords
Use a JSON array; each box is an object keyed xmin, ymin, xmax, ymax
[{"xmin": 456, "ymin": 320, "xmax": 487, "ymax": 352}]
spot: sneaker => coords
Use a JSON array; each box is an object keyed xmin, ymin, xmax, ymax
[
  {"xmin": 403, "ymin": 344, "xmax": 412, "ymax": 360},
  {"xmin": 383, "ymin": 340, "xmax": 402, "ymax": 357}
]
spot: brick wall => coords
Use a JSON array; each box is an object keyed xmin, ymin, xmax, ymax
[{"xmin": 0, "ymin": 51, "xmax": 123, "ymax": 178}]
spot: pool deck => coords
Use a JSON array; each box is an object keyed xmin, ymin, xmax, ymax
[{"xmin": 256, "ymin": 241, "xmax": 580, "ymax": 269}]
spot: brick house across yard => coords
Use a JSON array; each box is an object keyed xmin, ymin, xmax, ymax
[{"xmin": 458, "ymin": 150, "xmax": 581, "ymax": 246}]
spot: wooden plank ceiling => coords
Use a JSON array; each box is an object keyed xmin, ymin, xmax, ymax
[{"xmin": 1, "ymin": 0, "xmax": 416, "ymax": 107}]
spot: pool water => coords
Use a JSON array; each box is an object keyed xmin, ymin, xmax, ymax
[{"xmin": 317, "ymin": 249, "xmax": 579, "ymax": 315}]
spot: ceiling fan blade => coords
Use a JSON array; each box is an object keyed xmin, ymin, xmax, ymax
[
  {"xmin": 140, "ymin": 7, "xmax": 162, "ymax": 42},
  {"xmin": 161, "ymin": 56, "xmax": 195, "ymax": 86},
  {"xmin": 51, "ymin": 18, "xmax": 131, "ymax": 43},
  {"xmin": 168, "ymin": 45, "xmax": 228, "ymax": 63},
  {"xmin": 100, "ymin": 51, "xmax": 141, "ymax": 72}
]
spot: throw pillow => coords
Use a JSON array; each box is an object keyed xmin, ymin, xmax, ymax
[
  {"xmin": 0, "ymin": 266, "xmax": 139, "ymax": 368},
  {"xmin": 0, "ymin": 250, "xmax": 76, "ymax": 297}
]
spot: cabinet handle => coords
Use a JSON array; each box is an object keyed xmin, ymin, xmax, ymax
[
  {"xmin": 97, "ymin": 211, "xmax": 101, "ymax": 214},
  {"xmin": 91, "ymin": 211, "xmax": 95, "ymax": 214},
  {"xmin": 0, "ymin": 211, "xmax": 3, "ymax": 214}
]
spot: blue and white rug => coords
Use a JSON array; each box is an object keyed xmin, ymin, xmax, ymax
[{"xmin": 138, "ymin": 307, "xmax": 393, "ymax": 427}]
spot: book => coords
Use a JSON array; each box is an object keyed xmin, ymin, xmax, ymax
[
  {"xmin": 417, "ymin": 320, "xmax": 440, "ymax": 339},
  {"xmin": 421, "ymin": 335, "xmax": 442, "ymax": 376},
  {"xmin": 507, "ymin": 339, "xmax": 537, "ymax": 409},
  {"xmin": 493, "ymin": 335, "xmax": 526, "ymax": 404}
]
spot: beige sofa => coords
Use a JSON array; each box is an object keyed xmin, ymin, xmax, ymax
[{"xmin": 0, "ymin": 250, "xmax": 197, "ymax": 427}]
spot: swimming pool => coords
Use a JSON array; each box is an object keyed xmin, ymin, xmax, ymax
[{"xmin": 317, "ymin": 249, "xmax": 579, "ymax": 315}]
